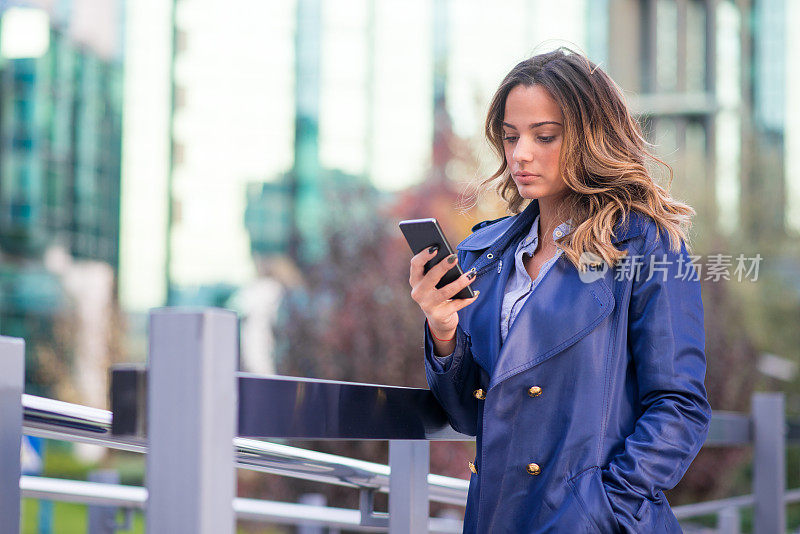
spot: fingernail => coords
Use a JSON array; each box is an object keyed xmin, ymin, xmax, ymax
[
  {"xmin": 428, "ymin": 245, "xmax": 438, "ymax": 254},
  {"xmin": 474, "ymin": 290, "xmax": 480, "ymax": 297},
  {"xmin": 447, "ymin": 254, "xmax": 457, "ymax": 264},
  {"xmin": 467, "ymin": 269, "xmax": 476, "ymax": 280}
]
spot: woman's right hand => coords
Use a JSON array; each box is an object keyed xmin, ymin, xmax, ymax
[{"xmin": 409, "ymin": 247, "xmax": 480, "ymax": 354}]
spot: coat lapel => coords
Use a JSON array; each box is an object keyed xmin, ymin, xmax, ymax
[
  {"xmin": 457, "ymin": 201, "xmax": 542, "ymax": 375},
  {"xmin": 457, "ymin": 243, "xmax": 518, "ymax": 374},
  {"xmin": 489, "ymin": 254, "xmax": 615, "ymax": 389}
]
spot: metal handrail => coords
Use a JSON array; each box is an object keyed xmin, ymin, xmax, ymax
[
  {"xmin": 26, "ymin": 393, "xmax": 800, "ymax": 522},
  {"xmin": 21, "ymin": 394, "xmax": 469, "ymax": 506},
  {"xmin": 671, "ymin": 488, "xmax": 800, "ymax": 520},
  {"xmin": 20, "ymin": 391, "xmax": 800, "ymax": 533},
  {"xmin": 673, "ymin": 494, "xmax": 755, "ymax": 520},
  {"xmin": 25, "ymin": 392, "xmax": 797, "ymax": 517},
  {"xmin": 19, "ymin": 476, "xmax": 464, "ymax": 533}
]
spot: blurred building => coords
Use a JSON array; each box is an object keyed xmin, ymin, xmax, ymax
[
  {"xmin": 118, "ymin": 0, "xmax": 595, "ymax": 314},
  {"xmin": 118, "ymin": 0, "xmax": 172, "ymax": 315},
  {"xmin": 119, "ymin": 0, "xmax": 800, "ymax": 298},
  {"xmin": 117, "ymin": 0, "xmax": 799, "ymax": 366},
  {"xmin": 153, "ymin": 0, "xmax": 591, "ymax": 298},
  {"xmin": 0, "ymin": 2, "xmax": 123, "ymax": 400},
  {"xmin": 593, "ymin": 0, "xmax": 796, "ymax": 246}
]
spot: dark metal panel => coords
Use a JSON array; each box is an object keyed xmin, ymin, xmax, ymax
[
  {"xmin": 110, "ymin": 366, "xmax": 469, "ymax": 441},
  {"xmin": 109, "ymin": 364, "xmax": 147, "ymax": 437},
  {"xmin": 237, "ymin": 374, "xmax": 464, "ymax": 440}
]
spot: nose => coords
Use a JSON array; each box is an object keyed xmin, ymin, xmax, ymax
[{"xmin": 511, "ymin": 136, "xmax": 534, "ymax": 165}]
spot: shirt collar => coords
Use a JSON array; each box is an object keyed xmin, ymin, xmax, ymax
[{"xmin": 521, "ymin": 215, "xmax": 574, "ymax": 248}]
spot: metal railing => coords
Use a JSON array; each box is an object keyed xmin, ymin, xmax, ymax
[
  {"xmin": 1, "ymin": 307, "xmax": 799, "ymax": 533},
  {"xmin": 21, "ymin": 393, "xmax": 469, "ymax": 506},
  {"xmin": 18, "ymin": 475, "xmax": 463, "ymax": 532}
]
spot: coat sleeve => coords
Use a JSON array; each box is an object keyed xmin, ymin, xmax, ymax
[
  {"xmin": 423, "ymin": 319, "xmax": 482, "ymax": 436},
  {"xmin": 601, "ymin": 227, "xmax": 712, "ymax": 527}
]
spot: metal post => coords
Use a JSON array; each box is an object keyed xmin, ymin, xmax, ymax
[
  {"xmin": 88, "ymin": 469, "xmax": 120, "ymax": 534},
  {"xmin": 752, "ymin": 393, "xmax": 785, "ymax": 534},
  {"xmin": 717, "ymin": 505, "xmax": 740, "ymax": 534},
  {"xmin": 389, "ymin": 440, "xmax": 429, "ymax": 534},
  {"xmin": 0, "ymin": 336, "xmax": 24, "ymax": 534},
  {"xmin": 298, "ymin": 493, "xmax": 326, "ymax": 534},
  {"xmin": 146, "ymin": 308, "xmax": 238, "ymax": 534}
]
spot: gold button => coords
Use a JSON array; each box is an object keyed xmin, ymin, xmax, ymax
[
  {"xmin": 468, "ymin": 461, "xmax": 477, "ymax": 474},
  {"xmin": 526, "ymin": 463, "xmax": 541, "ymax": 476},
  {"xmin": 528, "ymin": 386, "xmax": 543, "ymax": 397},
  {"xmin": 473, "ymin": 388, "xmax": 486, "ymax": 400}
]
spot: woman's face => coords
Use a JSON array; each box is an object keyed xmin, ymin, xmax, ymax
[{"xmin": 502, "ymin": 84, "xmax": 568, "ymax": 201}]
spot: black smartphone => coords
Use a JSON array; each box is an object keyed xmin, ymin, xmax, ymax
[{"xmin": 399, "ymin": 218, "xmax": 475, "ymax": 299}]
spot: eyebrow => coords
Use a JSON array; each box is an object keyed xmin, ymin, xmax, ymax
[{"xmin": 502, "ymin": 121, "xmax": 562, "ymax": 129}]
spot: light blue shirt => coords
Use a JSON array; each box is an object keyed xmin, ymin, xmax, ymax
[{"xmin": 500, "ymin": 214, "xmax": 574, "ymax": 344}]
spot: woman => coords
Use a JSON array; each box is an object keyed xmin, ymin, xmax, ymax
[{"xmin": 408, "ymin": 47, "xmax": 711, "ymax": 533}]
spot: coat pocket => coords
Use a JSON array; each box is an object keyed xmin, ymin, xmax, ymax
[
  {"xmin": 634, "ymin": 493, "xmax": 660, "ymax": 522},
  {"xmin": 567, "ymin": 466, "xmax": 622, "ymax": 533}
]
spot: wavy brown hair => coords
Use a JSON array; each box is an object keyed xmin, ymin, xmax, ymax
[{"xmin": 479, "ymin": 46, "xmax": 695, "ymax": 269}]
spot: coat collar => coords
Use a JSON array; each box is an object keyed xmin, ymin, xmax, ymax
[
  {"xmin": 458, "ymin": 198, "xmax": 647, "ymax": 252},
  {"xmin": 454, "ymin": 198, "xmax": 650, "ymax": 389}
]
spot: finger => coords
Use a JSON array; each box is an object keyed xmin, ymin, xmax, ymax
[
  {"xmin": 409, "ymin": 245, "xmax": 441, "ymax": 287},
  {"xmin": 437, "ymin": 268, "xmax": 477, "ymax": 301},
  {"xmin": 419, "ymin": 253, "xmax": 459, "ymax": 293},
  {"xmin": 439, "ymin": 290, "xmax": 481, "ymax": 315}
]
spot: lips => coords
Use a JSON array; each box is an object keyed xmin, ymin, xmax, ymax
[{"xmin": 514, "ymin": 173, "xmax": 541, "ymax": 183}]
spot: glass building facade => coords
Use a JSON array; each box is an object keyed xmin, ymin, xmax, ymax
[{"xmin": 0, "ymin": 8, "xmax": 123, "ymax": 394}]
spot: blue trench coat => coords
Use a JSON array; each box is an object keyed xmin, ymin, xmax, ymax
[{"xmin": 424, "ymin": 199, "xmax": 711, "ymax": 533}]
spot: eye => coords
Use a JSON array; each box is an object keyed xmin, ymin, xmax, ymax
[
  {"xmin": 538, "ymin": 136, "xmax": 555, "ymax": 143},
  {"xmin": 503, "ymin": 135, "xmax": 518, "ymax": 143}
]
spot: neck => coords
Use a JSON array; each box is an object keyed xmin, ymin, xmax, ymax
[{"xmin": 536, "ymin": 196, "xmax": 565, "ymax": 246}]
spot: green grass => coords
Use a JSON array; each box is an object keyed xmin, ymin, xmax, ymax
[
  {"xmin": 21, "ymin": 499, "xmax": 145, "ymax": 533},
  {"xmin": 21, "ymin": 500, "xmax": 286, "ymax": 533}
]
